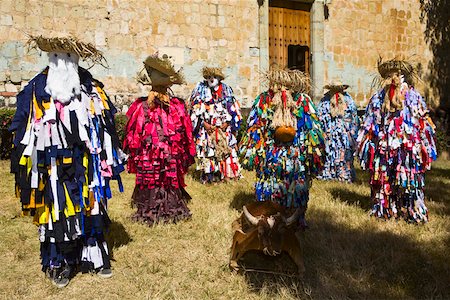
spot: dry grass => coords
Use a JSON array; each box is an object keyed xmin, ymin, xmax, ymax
[{"xmin": 0, "ymin": 158, "xmax": 449, "ymax": 300}]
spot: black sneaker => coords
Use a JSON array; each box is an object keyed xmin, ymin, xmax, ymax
[
  {"xmin": 52, "ymin": 266, "xmax": 71, "ymax": 288},
  {"xmin": 97, "ymin": 268, "xmax": 113, "ymax": 279}
]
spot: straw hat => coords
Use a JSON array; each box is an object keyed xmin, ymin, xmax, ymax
[
  {"xmin": 324, "ymin": 81, "xmax": 349, "ymax": 94},
  {"xmin": 137, "ymin": 54, "xmax": 184, "ymax": 87},
  {"xmin": 27, "ymin": 35, "xmax": 106, "ymax": 66},
  {"xmin": 266, "ymin": 68, "xmax": 310, "ymax": 92},
  {"xmin": 202, "ymin": 67, "xmax": 225, "ymax": 80},
  {"xmin": 377, "ymin": 57, "xmax": 414, "ymax": 79}
]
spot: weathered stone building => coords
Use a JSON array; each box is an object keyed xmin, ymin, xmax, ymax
[{"xmin": 0, "ymin": 0, "xmax": 434, "ymax": 110}]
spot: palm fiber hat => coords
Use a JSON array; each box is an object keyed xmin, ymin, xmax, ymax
[
  {"xmin": 27, "ymin": 35, "xmax": 106, "ymax": 66},
  {"xmin": 265, "ymin": 67, "xmax": 311, "ymax": 93},
  {"xmin": 324, "ymin": 81, "xmax": 349, "ymax": 94},
  {"xmin": 137, "ymin": 54, "xmax": 184, "ymax": 87},
  {"xmin": 202, "ymin": 67, "xmax": 225, "ymax": 80},
  {"xmin": 377, "ymin": 57, "xmax": 414, "ymax": 79}
]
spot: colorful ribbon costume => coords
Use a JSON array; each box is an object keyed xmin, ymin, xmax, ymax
[
  {"xmin": 239, "ymin": 70, "xmax": 325, "ymax": 228},
  {"xmin": 189, "ymin": 70, "xmax": 242, "ymax": 183},
  {"xmin": 317, "ymin": 87, "xmax": 359, "ymax": 182},
  {"xmin": 357, "ymin": 60, "xmax": 437, "ymax": 223},
  {"xmin": 10, "ymin": 53, "xmax": 126, "ymax": 284},
  {"xmin": 124, "ymin": 54, "xmax": 196, "ymax": 225}
]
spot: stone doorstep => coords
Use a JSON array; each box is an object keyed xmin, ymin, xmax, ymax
[{"xmin": 0, "ymin": 91, "xmax": 16, "ymax": 97}]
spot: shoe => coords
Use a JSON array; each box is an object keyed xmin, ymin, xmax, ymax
[
  {"xmin": 97, "ymin": 268, "xmax": 113, "ymax": 279},
  {"xmin": 51, "ymin": 266, "xmax": 71, "ymax": 288}
]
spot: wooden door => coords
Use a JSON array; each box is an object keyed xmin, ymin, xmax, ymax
[{"xmin": 269, "ymin": 7, "xmax": 310, "ymax": 73}]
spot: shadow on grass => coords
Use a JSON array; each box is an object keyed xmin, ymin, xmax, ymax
[
  {"xmin": 425, "ymin": 175, "xmax": 450, "ymax": 215},
  {"xmin": 353, "ymin": 164, "xmax": 450, "ymax": 215},
  {"xmin": 240, "ymin": 251, "xmax": 305, "ymax": 298},
  {"xmin": 238, "ymin": 209, "xmax": 449, "ymax": 299},
  {"xmin": 329, "ymin": 187, "xmax": 373, "ymax": 211},
  {"xmin": 302, "ymin": 209, "xmax": 450, "ymax": 298},
  {"xmin": 106, "ymin": 219, "xmax": 132, "ymax": 260},
  {"xmin": 229, "ymin": 191, "xmax": 255, "ymax": 211},
  {"xmin": 353, "ymin": 167, "xmax": 371, "ymax": 186},
  {"xmin": 429, "ymin": 166, "xmax": 450, "ymax": 180}
]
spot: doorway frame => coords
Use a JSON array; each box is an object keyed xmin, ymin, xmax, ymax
[{"xmin": 258, "ymin": 0, "xmax": 325, "ymax": 99}]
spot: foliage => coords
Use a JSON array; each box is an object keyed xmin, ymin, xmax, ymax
[
  {"xmin": 237, "ymin": 108, "xmax": 250, "ymax": 143},
  {"xmin": 114, "ymin": 113, "xmax": 128, "ymax": 146},
  {"xmin": 420, "ymin": 0, "xmax": 450, "ymax": 122},
  {"xmin": 0, "ymin": 109, "xmax": 15, "ymax": 159},
  {"xmin": 435, "ymin": 126, "xmax": 449, "ymax": 154}
]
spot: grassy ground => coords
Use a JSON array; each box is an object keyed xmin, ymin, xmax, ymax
[{"xmin": 0, "ymin": 158, "xmax": 449, "ymax": 300}]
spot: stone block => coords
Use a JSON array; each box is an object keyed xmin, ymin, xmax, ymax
[
  {"xmin": 218, "ymin": 39, "xmax": 227, "ymax": 47},
  {"xmin": 42, "ymin": 2, "xmax": 53, "ymax": 16},
  {"xmin": 10, "ymin": 71, "xmax": 21, "ymax": 84},
  {"xmin": 15, "ymin": 0, "xmax": 26, "ymax": 12},
  {"xmin": 66, "ymin": 19, "xmax": 77, "ymax": 32},
  {"xmin": 13, "ymin": 15, "xmax": 25, "ymax": 27},
  {"xmin": 177, "ymin": 36, "xmax": 186, "ymax": 47},
  {"xmin": 209, "ymin": 4, "xmax": 218, "ymax": 15},
  {"xmin": 26, "ymin": 15, "xmax": 41, "ymax": 30},
  {"xmin": 0, "ymin": 15, "xmax": 13, "ymax": 26},
  {"xmin": 209, "ymin": 40, "xmax": 218, "ymax": 47},
  {"xmin": 95, "ymin": 31, "xmax": 106, "ymax": 46},
  {"xmin": 210, "ymin": 16, "xmax": 217, "ymax": 27},
  {"xmin": 0, "ymin": 0, "xmax": 12, "ymax": 11},
  {"xmin": 8, "ymin": 96, "xmax": 16, "ymax": 106},
  {"xmin": 43, "ymin": 17, "xmax": 53, "ymax": 30},
  {"xmin": 0, "ymin": 83, "xmax": 5, "ymax": 92},
  {"xmin": 120, "ymin": 21, "xmax": 129, "ymax": 34},
  {"xmin": 5, "ymin": 83, "xmax": 17, "ymax": 93},
  {"xmin": 198, "ymin": 37, "xmax": 208, "ymax": 50},
  {"xmin": 218, "ymin": 15, "xmax": 226, "ymax": 27}
]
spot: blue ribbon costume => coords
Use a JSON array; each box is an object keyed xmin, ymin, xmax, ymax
[
  {"xmin": 317, "ymin": 91, "xmax": 359, "ymax": 182},
  {"xmin": 357, "ymin": 82, "xmax": 437, "ymax": 223}
]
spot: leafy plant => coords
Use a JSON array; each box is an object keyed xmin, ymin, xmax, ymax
[
  {"xmin": 0, "ymin": 108, "xmax": 15, "ymax": 159},
  {"xmin": 114, "ymin": 113, "xmax": 128, "ymax": 146}
]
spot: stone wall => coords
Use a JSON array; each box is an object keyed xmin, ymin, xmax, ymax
[
  {"xmin": 0, "ymin": 0, "xmax": 262, "ymax": 110},
  {"xmin": 323, "ymin": 0, "xmax": 433, "ymax": 108},
  {"xmin": 0, "ymin": 0, "xmax": 434, "ymax": 111}
]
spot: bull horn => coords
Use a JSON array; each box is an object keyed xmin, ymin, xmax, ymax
[
  {"xmin": 285, "ymin": 208, "xmax": 301, "ymax": 226},
  {"xmin": 243, "ymin": 206, "xmax": 259, "ymax": 226}
]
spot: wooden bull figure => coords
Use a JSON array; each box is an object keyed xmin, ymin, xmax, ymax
[{"xmin": 229, "ymin": 201, "xmax": 305, "ymax": 274}]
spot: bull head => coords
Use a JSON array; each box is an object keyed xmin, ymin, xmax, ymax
[{"xmin": 242, "ymin": 205, "xmax": 300, "ymax": 256}]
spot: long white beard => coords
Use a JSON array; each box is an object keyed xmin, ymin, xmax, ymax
[{"xmin": 45, "ymin": 52, "xmax": 81, "ymax": 104}]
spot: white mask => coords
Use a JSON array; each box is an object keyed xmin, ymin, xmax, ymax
[
  {"xmin": 45, "ymin": 52, "xmax": 81, "ymax": 104},
  {"xmin": 207, "ymin": 77, "xmax": 219, "ymax": 88}
]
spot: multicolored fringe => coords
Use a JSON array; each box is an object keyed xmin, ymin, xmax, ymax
[
  {"xmin": 189, "ymin": 82, "xmax": 242, "ymax": 183},
  {"xmin": 9, "ymin": 67, "xmax": 126, "ymax": 273},
  {"xmin": 239, "ymin": 90, "xmax": 325, "ymax": 228},
  {"xmin": 357, "ymin": 86, "xmax": 437, "ymax": 223},
  {"xmin": 317, "ymin": 91, "xmax": 359, "ymax": 182}
]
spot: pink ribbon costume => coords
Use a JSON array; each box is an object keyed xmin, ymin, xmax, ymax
[{"xmin": 124, "ymin": 93, "xmax": 195, "ymax": 225}]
